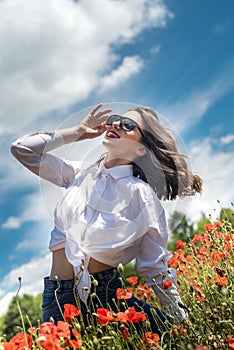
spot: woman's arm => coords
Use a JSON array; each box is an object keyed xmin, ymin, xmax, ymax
[
  {"xmin": 11, "ymin": 104, "xmax": 112, "ymax": 186},
  {"xmin": 11, "ymin": 131, "xmax": 77, "ymax": 186}
]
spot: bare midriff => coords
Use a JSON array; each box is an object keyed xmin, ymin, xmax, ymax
[
  {"xmin": 88, "ymin": 257, "xmax": 113, "ymax": 274},
  {"xmin": 49, "ymin": 248, "xmax": 113, "ymax": 280}
]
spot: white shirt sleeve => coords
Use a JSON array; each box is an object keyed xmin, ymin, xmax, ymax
[
  {"xmin": 136, "ymin": 226, "xmax": 171, "ymax": 282},
  {"xmin": 11, "ymin": 131, "xmax": 78, "ymax": 187},
  {"xmin": 137, "ymin": 227, "xmax": 188, "ymax": 323}
]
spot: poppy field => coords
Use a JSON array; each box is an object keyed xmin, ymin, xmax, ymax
[{"xmin": 0, "ymin": 219, "xmax": 233, "ymax": 349}]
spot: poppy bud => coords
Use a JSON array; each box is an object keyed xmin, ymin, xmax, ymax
[
  {"xmin": 117, "ymin": 263, "xmax": 124, "ymax": 273},
  {"xmin": 92, "ymin": 279, "xmax": 99, "ymax": 287},
  {"xmin": 215, "ymin": 267, "xmax": 224, "ymax": 277}
]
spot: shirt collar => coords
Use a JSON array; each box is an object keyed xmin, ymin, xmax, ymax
[{"xmin": 97, "ymin": 159, "xmax": 133, "ymax": 179}]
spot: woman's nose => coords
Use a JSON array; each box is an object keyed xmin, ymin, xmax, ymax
[{"xmin": 112, "ymin": 120, "xmax": 121, "ymax": 129}]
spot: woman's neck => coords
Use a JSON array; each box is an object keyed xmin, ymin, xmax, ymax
[{"xmin": 104, "ymin": 154, "xmax": 132, "ymax": 169}]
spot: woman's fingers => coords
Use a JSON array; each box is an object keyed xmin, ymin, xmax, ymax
[
  {"xmin": 97, "ymin": 108, "xmax": 112, "ymax": 117},
  {"xmin": 79, "ymin": 104, "xmax": 112, "ymax": 136},
  {"xmin": 90, "ymin": 104, "xmax": 112, "ymax": 119},
  {"xmin": 90, "ymin": 103, "xmax": 103, "ymax": 115}
]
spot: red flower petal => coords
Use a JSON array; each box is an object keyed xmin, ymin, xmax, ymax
[
  {"xmin": 162, "ymin": 279, "xmax": 172, "ymax": 289},
  {"xmin": 96, "ymin": 308, "xmax": 115, "ymax": 326},
  {"xmin": 64, "ymin": 304, "xmax": 81, "ymax": 322},
  {"xmin": 126, "ymin": 276, "xmax": 138, "ymax": 285},
  {"xmin": 116, "ymin": 287, "xmax": 133, "ymax": 300}
]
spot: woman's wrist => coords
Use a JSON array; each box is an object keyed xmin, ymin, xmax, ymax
[{"xmin": 57, "ymin": 124, "xmax": 85, "ymax": 144}]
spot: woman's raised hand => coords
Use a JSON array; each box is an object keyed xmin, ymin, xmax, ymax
[
  {"xmin": 77, "ymin": 103, "xmax": 112, "ymax": 141},
  {"xmin": 57, "ymin": 104, "xmax": 112, "ymax": 144}
]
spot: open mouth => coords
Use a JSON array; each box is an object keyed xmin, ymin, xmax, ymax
[{"xmin": 106, "ymin": 129, "xmax": 120, "ymax": 138}]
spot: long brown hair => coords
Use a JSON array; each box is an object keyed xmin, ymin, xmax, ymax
[{"xmin": 130, "ymin": 106, "xmax": 203, "ymax": 200}]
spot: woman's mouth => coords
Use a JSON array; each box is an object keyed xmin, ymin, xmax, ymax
[{"xmin": 106, "ymin": 130, "xmax": 120, "ymax": 138}]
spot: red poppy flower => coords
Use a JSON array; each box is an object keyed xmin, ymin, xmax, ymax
[
  {"xmin": 142, "ymin": 331, "xmax": 160, "ymax": 344},
  {"xmin": 176, "ymin": 240, "xmax": 186, "ymax": 249},
  {"xmin": 185, "ymin": 255, "xmax": 194, "ymax": 263},
  {"xmin": 56, "ymin": 321, "xmax": 70, "ymax": 338},
  {"xmin": 40, "ymin": 322, "xmax": 57, "ymax": 335},
  {"xmin": 215, "ymin": 221, "xmax": 222, "ymax": 228},
  {"xmin": 214, "ymin": 276, "xmax": 228, "ymax": 287},
  {"xmin": 116, "ymin": 287, "xmax": 133, "ymax": 300},
  {"xmin": 139, "ymin": 331, "xmax": 160, "ymax": 349},
  {"xmin": 37, "ymin": 333, "xmax": 62, "ymax": 350},
  {"xmin": 64, "ymin": 304, "xmax": 81, "ymax": 322},
  {"xmin": 116, "ymin": 312, "xmax": 128, "ymax": 323},
  {"xmin": 9, "ymin": 333, "xmax": 32, "ymax": 350},
  {"xmin": 1, "ymin": 342, "xmax": 15, "ymax": 350},
  {"xmin": 126, "ymin": 306, "xmax": 146, "ymax": 323},
  {"xmin": 204, "ymin": 223, "xmax": 215, "ymax": 232},
  {"xmin": 135, "ymin": 283, "xmax": 153, "ymax": 300},
  {"xmin": 227, "ymin": 335, "xmax": 234, "ymax": 350},
  {"xmin": 126, "ymin": 276, "xmax": 138, "ymax": 285},
  {"xmin": 195, "ymin": 346, "xmax": 209, "ymax": 350},
  {"xmin": 192, "ymin": 234, "xmax": 204, "ymax": 243},
  {"xmin": 162, "ymin": 279, "xmax": 173, "ymax": 289},
  {"xmin": 96, "ymin": 308, "xmax": 115, "ymax": 326}
]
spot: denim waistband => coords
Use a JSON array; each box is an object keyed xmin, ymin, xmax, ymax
[
  {"xmin": 44, "ymin": 277, "xmax": 75, "ymax": 291},
  {"xmin": 44, "ymin": 268, "xmax": 119, "ymax": 291},
  {"xmin": 91, "ymin": 268, "xmax": 119, "ymax": 282}
]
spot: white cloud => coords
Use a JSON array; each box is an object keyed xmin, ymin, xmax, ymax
[
  {"xmin": 2, "ymin": 217, "xmax": 21, "ymax": 230},
  {"xmin": 220, "ymin": 134, "xmax": 234, "ymax": 145},
  {"xmin": 15, "ymin": 239, "xmax": 41, "ymax": 253},
  {"xmin": 0, "ymin": 0, "xmax": 172, "ymax": 133},
  {"xmin": 0, "ymin": 254, "xmax": 51, "ymax": 316},
  {"xmin": 100, "ymin": 56, "xmax": 143, "ymax": 92},
  {"xmin": 0, "ymin": 292, "xmax": 16, "ymax": 316},
  {"xmin": 2, "ymin": 192, "xmax": 51, "ymax": 230}
]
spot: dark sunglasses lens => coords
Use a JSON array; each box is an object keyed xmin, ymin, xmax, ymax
[
  {"xmin": 106, "ymin": 115, "xmax": 121, "ymax": 126},
  {"xmin": 122, "ymin": 118, "xmax": 137, "ymax": 131},
  {"xmin": 106, "ymin": 115, "xmax": 139, "ymax": 132}
]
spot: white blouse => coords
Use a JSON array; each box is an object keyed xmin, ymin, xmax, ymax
[{"xmin": 11, "ymin": 131, "xmax": 187, "ymax": 322}]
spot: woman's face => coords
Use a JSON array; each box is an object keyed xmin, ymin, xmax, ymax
[{"xmin": 102, "ymin": 111, "xmax": 146, "ymax": 161}]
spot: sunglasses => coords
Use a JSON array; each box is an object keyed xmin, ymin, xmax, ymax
[{"xmin": 106, "ymin": 114, "xmax": 144, "ymax": 138}]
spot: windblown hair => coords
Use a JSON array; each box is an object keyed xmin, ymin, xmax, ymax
[{"xmin": 129, "ymin": 107, "xmax": 203, "ymax": 200}]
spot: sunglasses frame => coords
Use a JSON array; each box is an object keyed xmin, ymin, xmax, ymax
[{"xmin": 106, "ymin": 114, "xmax": 144, "ymax": 138}]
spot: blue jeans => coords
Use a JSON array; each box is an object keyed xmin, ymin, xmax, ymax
[{"xmin": 42, "ymin": 268, "xmax": 172, "ymax": 335}]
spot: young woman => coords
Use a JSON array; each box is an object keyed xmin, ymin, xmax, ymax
[{"xmin": 11, "ymin": 103, "xmax": 202, "ymax": 335}]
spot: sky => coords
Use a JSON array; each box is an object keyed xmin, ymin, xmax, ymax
[{"xmin": 0, "ymin": 0, "xmax": 233, "ymax": 316}]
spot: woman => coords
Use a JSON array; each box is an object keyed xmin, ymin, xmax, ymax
[{"xmin": 11, "ymin": 103, "xmax": 202, "ymax": 335}]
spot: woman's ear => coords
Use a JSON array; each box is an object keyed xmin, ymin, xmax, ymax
[{"xmin": 135, "ymin": 144, "xmax": 147, "ymax": 157}]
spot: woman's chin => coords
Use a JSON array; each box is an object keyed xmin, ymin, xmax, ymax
[{"xmin": 102, "ymin": 137, "xmax": 118, "ymax": 148}]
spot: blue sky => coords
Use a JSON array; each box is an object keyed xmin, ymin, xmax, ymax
[{"xmin": 0, "ymin": 0, "xmax": 233, "ymax": 315}]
